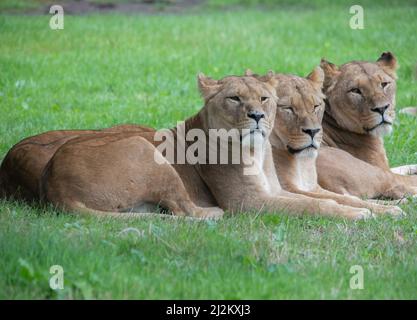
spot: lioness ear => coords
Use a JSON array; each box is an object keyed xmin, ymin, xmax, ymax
[
  {"xmin": 267, "ymin": 70, "xmax": 278, "ymax": 87},
  {"xmin": 257, "ymin": 71, "xmax": 278, "ymax": 98},
  {"xmin": 377, "ymin": 51, "xmax": 398, "ymax": 78},
  {"xmin": 320, "ymin": 58, "xmax": 340, "ymax": 89},
  {"xmin": 258, "ymin": 70, "xmax": 277, "ymax": 88},
  {"xmin": 307, "ymin": 66, "xmax": 324, "ymax": 91},
  {"xmin": 197, "ymin": 73, "xmax": 221, "ymax": 100},
  {"xmin": 266, "ymin": 70, "xmax": 275, "ymax": 79}
]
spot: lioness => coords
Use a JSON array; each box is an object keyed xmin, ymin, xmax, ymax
[
  {"xmin": 39, "ymin": 74, "xmax": 372, "ymax": 219},
  {"xmin": 317, "ymin": 52, "xmax": 417, "ymax": 199},
  {"xmin": 249, "ymin": 68, "xmax": 402, "ymax": 216},
  {"xmin": 0, "ymin": 124, "xmax": 152, "ymax": 202}
]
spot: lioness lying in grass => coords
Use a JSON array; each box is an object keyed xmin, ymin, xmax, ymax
[
  {"xmin": 20, "ymin": 74, "xmax": 374, "ymax": 219},
  {"xmin": 317, "ymin": 52, "xmax": 417, "ymax": 199}
]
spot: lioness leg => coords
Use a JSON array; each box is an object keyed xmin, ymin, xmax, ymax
[
  {"xmin": 383, "ymin": 184, "xmax": 417, "ymax": 199},
  {"xmin": 285, "ymin": 187, "xmax": 404, "ymax": 217},
  {"xmin": 41, "ymin": 135, "xmax": 223, "ymax": 219},
  {"xmin": 317, "ymin": 147, "xmax": 417, "ymax": 200},
  {"xmin": 227, "ymin": 193, "xmax": 372, "ymax": 220},
  {"xmin": 65, "ymin": 201, "xmax": 222, "ymax": 221},
  {"xmin": 366, "ymin": 198, "xmax": 409, "ymax": 205}
]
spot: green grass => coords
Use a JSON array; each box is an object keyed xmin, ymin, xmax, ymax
[
  {"xmin": 2, "ymin": 201, "xmax": 417, "ymax": 299},
  {"xmin": 1, "ymin": 2, "xmax": 417, "ymax": 299}
]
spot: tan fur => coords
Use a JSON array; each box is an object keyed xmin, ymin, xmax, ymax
[
  {"xmin": 317, "ymin": 52, "xmax": 417, "ymax": 199},
  {"xmin": 37, "ymin": 75, "xmax": 374, "ymax": 219},
  {"xmin": 0, "ymin": 124, "xmax": 152, "ymax": 202},
  {"xmin": 254, "ymin": 68, "xmax": 402, "ymax": 216}
]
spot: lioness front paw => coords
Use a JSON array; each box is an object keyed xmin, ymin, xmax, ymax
[
  {"xmin": 381, "ymin": 206, "xmax": 406, "ymax": 217},
  {"xmin": 349, "ymin": 208, "xmax": 373, "ymax": 220}
]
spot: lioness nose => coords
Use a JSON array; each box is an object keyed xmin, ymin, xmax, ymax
[
  {"xmin": 371, "ymin": 105, "xmax": 389, "ymax": 115},
  {"xmin": 302, "ymin": 128, "xmax": 321, "ymax": 138},
  {"xmin": 247, "ymin": 111, "xmax": 265, "ymax": 123}
]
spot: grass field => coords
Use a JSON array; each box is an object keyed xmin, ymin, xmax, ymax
[{"xmin": 1, "ymin": 1, "xmax": 417, "ymax": 299}]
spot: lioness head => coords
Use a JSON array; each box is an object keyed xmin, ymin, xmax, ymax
[
  {"xmin": 249, "ymin": 67, "xmax": 325, "ymax": 158},
  {"xmin": 321, "ymin": 52, "xmax": 398, "ymax": 137},
  {"xmin": 273, "ymin": 67, "xmax": 325, "ymax": 157},
  {"xmin": 197, "ymin": 74, "xmax": 278, "ymax": 147}
]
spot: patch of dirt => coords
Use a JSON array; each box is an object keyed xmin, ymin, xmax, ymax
[{"xmin": 25, "ymin": 0, "xmax": 205, "ymax": 15}]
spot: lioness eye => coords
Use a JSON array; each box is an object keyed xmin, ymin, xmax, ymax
[
  {"xmin": 381, "ymin": 82, "xmax": 389, "ymax": 89},
  {"xmin": 349, "ymin": 88, "xmax": 362, "ymax": 95},
  {"xmin": 228, "ymin": 96, "xmax": 240, "ymax": 102},
  {"xmin": 314, "ymin": 105, "xmax": 320, "ymax": 111},
  {"xmin": 261, "ymin": 97, "xmax": 269, "ymax": 102}
]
